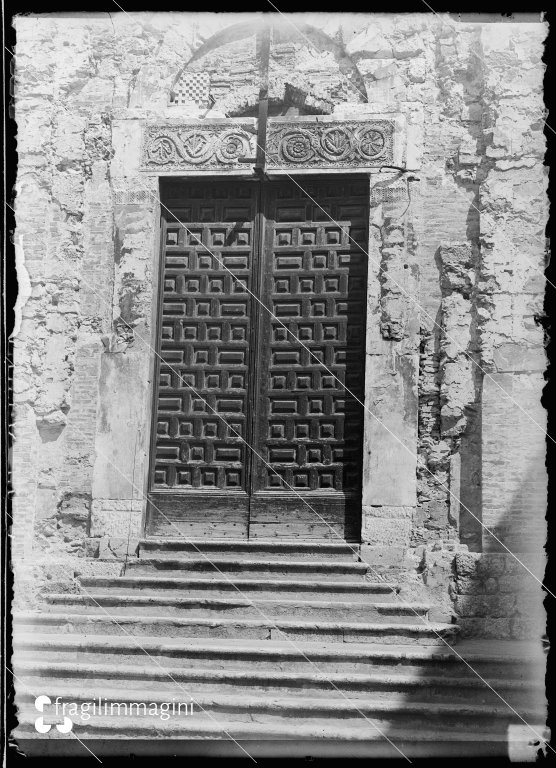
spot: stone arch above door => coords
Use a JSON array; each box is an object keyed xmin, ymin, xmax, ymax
[{"xmin": 170, "ymin": 19, "xmax": 367, "ymax": 116}]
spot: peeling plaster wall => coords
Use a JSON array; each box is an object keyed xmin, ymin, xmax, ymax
[{"xmin": 11, "ymin": 13, "xmax": 547, "ymax": 638}]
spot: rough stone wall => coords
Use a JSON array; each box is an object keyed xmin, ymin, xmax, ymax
[{"xmin": 11, "ymin": 13, "xmax": 547, "ymax": 638}]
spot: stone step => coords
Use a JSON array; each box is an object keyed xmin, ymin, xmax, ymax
[
  {"xmin": 139, "ymin": 538, "xmax": 360, "ymax": 561},
  {"xmin": 14, "ymin": 685, "xmax": 543, "ymax": 733},
  {"xmin": 43, "ymin": 594, "xmax": 428, "ymax": 624},
  {"xmin": 12, "ymin": 713, "xmax": 522, "ymax": 760},
  {"xmin": 79, "ymin": 576, "xmax": 398, "ymax": 602},
  {"xmin": 125, "ymin": 557, "xmax": 370, "ymax": 581},
  {"xmin": 14, "ymin": 612, "xmax": 458, "ymax": 645},
  {"xmin": 13, "ymin": 633, "xmax": 544, "ymax": 680},
  {"xmin": 14, "ymin": 660, "xmax": 543, "ymax": 708}
]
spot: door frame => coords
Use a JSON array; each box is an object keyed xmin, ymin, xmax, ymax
[{"xmin": 145, "ymin": 173, "xmax": 372, "ymax": 540}]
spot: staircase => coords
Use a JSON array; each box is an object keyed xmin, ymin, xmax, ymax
[{"xmin": 13, "ymin": 539, "xmax": 547, "ymax": 758}]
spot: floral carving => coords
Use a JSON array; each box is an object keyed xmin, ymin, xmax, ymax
[
  {"xmin": 281, "ymin": 131, "xmax": 315, "ymax": 163},
  {"xmin": 146, "ymin": 136, "xmax": 179, "ymax": 164},
  {"xmin": 141, "ymin": 119, "xmax": 395, "ymax": 171},
  {"xmin": 320, "ymin": 126, "xmax": 352, "ymax": 160}
]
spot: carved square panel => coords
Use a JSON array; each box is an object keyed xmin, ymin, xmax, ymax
[
  {"xmin": 211, "ymin": 230, "xmax": 226, "ymax": 247},
  {"xmin": 185, "ymin": 278, "xmax": 200, "ymax": 292},
  {"xmin": 206, "ymin": 325, "xmax": 221, "ymax": 340},
  {"xmin": 200, "ymin": 469, "xmax": 217, "ymax": 487},
  {"xmin": 202, "ymin": 421, "xmax": 218, "ymax": 438},
  {"xmin": 308, "ymin": 348, "xmax": 325, "ymax": 363},
  {"xmin": 298, "ymin": 325, "xmax": 313, "ymax": 341},
  {"xmin": 311, "ymin": 253, "xmax": 328, "ymax": 269},
  {"xmin": 233, "ymin": 230, "xmax": 250, "ymax": 246},
  {"xmin": 324, "ymin": 277, "xmax": 340, "ymax": 292},
  {"xmin": 230, "ymin": 325, "xmax": 247, "ymax": 341},
  {"xmin": 233, "ymin": 278, "xmax": 248, "ymax": 293},
  {"xmin": 311, "ymin": 301, "xmax": 326, "ymax": 317},
  {"xmin": 293, "ymin": 472, "xmax": 309, "ymax": 488},
  {"xmin": 309, "ymin": 398, "xmax": 324, "ymax": 414},
  {"xmin": 307, "ymin": 447, "xmax": 322, "ymax": 463},
  {"xmin": 177, "ymin": 470, "xmax": 193, "ymax": 485},
  {"xmin": 335, "ymin": 301, "xmax": 348, "ymax": 315},
  {"xmin": 179, "ymin": 372, "xmax": 195, "ymax": 387},
  {"xmin": 187, "ymin": 229, "xmax": 203, "ymax": 246},
  {"xmin": 273, "ymin": 327, "xmax": 288, "ymax": 342},
  {"xmin": 182, "ymin": 325, "xmax": 197, "ymax": 340},
  {"xmin": 319, "ymin": 473, "xmax": 335, "ymax": 489},
  {"xmin": 157, "ymin": 420, "xmax": 170, "ymax": 436},
  {"xmin": 205, "ymin": 373, "xmax": 220, "ymax": 389},
  {"xmin": 192, "ymin": 399, "xmax": 206, "ymax": 413},
  {"xmin": 166, "ymin": 230, "xmax": 179, "ymax": 246},
  {"xmin": 195, "ymin": 301, "xmax": 211, "ymax": 316},
  {"xmin": 321, "ymin": 375, "xmax": 336, "ymax": 389},
  {"xmin": 299, "ymin": 278, "xmax": 314, "ymax": 293},
  {"xmin": 270, "ymin": 423, "xmax": 285, "ymax": 438},
  {"xmin": 159, "ymin": 372, "xmax": 172, "ymax": 388},
  {"xmin": 229, "ymin": 373, "xmax": 245, "ymax": 388},
  {"xmin": 164, "ymin": 277, "xmax": 177, "ymax": 293},
  {"xmin": 227, "ymin": 422, "xmax": 243, "ymax": 438},
  {"xmin": 195, "ymin": 349, "xmax": 209, "ymax": 364},
  {"xmin": 161, "ymin": 324, "xmax": 175, "ymax": 340},
  {"xmin": 209, "ymin": 278, "xmax": 224, "ymax": 293},
  {"xmin": 296, "ymin": 423, "xmax": 310, "ymax": 439},
  {"xmin": 272, "ymin": 375, "xmax": 287, "ymax": 389},
  {"xmin": 325, "ymin": 228, "xmax": 342, "ymax": 244},
  {"xmin": 301, "ymin": 230, "xmax": 317, "ymax": 245},
  {"xmin": 268, "ymin": 472, "xmax": 284, "ymax": 488},
  {"xmin": 275, "ymin": 278, "xmax": 290, "ymax": 293},
  {"xmin": 154, "ymin": 468, "xmax": 168, "ymax": 485},
  {"xmin": 179, "ymin": 420, "xmax": 194, "ymax": 436},
  {"xmin": 198, "ymin": 255, "xmax": 213, "ymax": 269},
  {"xmin": 320, "ymin": 423, "xmax": 335, "ymax": 439},
  {"xmin": 322, "ymin": 324, "xmax": 338, "ymax": 340},
  {"xmin": 275, "ymin": 230, "xmax": 292, "ymax": 246},
  {"xmin": 225, "ymin": 470, "xmax": 241, "ymax": 488},
  {"xmin": 296, "ymin": 374, "xmax": 311, "ymax": 389},
  {"xmin": 189, "ymin": 444, "xmax": 205, "ymax": 462}
]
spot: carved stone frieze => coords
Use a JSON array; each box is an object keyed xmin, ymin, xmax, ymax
[
  {"xmin": 141, "ymin": 123, "xmax": 257, "ymax": 171},
  {"xmin": 265, "ymin": 120, "xmax": 395, "ymax": 170},
  {"xmin": 141, "ymin": 119, "xmax": 396, "ymax": 172}
]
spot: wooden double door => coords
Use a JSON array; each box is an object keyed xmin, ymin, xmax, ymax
[{"xmin": 147, "ymin": 177, "xmax": 369, "ymax": 540}]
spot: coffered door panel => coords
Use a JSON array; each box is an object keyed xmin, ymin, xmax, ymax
[
  {"xmin": 249, "ymin": 178, "xmax": 369, "ymax": 540},
  {"xmin": 147, "ymin": 180, "xmax": 260, "ymax": 538}
]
